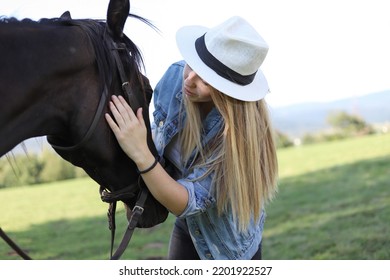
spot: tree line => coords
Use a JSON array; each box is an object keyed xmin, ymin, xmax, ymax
[
  {"xmin": 276, "ymin": 111, "xmax": 375, "ymax": 148},
  {"xmin": 0, "ymin": 149, "xmax": 87, "ymax": 188}
]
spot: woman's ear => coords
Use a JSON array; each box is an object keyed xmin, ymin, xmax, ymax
[{"xmin": 106, "ymin": 0, "xmax": 130, "ymax": 39}]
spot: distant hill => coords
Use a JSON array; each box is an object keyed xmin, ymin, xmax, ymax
[{"xmin": 269, "ymin": 90, "xmax": 390, "ymax": 138}]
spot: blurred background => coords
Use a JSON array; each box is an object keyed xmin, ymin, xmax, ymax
[{"xmin": 0, "ymin": 0, "xmax": 389, "ymax": 259}]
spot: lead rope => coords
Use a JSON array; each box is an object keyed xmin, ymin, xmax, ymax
[
  {"xmin": 0, "ymin": 227, "xmax": 32, "ymax": 260},
  {"xmin": 0, "ymin": 185, "xmax": 146, "ymax": 260}
]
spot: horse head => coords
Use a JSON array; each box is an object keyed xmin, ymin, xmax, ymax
[{"xmin": 45, "ymin": 0, "xmax": 168, "ymax": 228}]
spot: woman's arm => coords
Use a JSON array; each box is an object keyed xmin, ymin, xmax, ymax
[{"xmin": 105, "ymin": 95, "xmax": 188, "ymax": 215}]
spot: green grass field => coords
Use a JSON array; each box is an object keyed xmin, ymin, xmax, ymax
[{"xmin": 0, "ymin": 133, "xmax": 389, "ymax": 259}]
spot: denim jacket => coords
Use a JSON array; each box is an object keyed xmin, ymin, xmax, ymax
[{"xmin": 151, "ymin": 61, "xmax": 265, "ymax": 260}]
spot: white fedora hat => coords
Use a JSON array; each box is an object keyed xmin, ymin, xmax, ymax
[{"xmin": 176, "ymin": 16, "xmax": 269, "ymax": 102}]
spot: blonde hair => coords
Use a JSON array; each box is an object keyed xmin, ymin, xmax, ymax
[{"xmin": 180, "ymin": 89, "xmax": 278, "ymax": 231}]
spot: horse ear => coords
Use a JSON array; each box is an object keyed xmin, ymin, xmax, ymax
[
  {"xmin": 107, "ymin": 0, "xmax": 130, "ymax": 39},
  {"xmin": 60, "ymin": 11, "xmax": 72, "ymax": 20}
]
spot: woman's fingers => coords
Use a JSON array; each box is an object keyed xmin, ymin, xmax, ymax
[
  {"xmin": 106, "ymin": 95, "xmax": 145, "ymax": 133},
  {"xmin": 116, "ymin": 95, "xmax": 136, "ymax": 120},
  {"xmin": 108, "ymin": 95, "xmax": 135, "ymax": 126},
  {"xmin": 136, "ymin": 107, "xmax": 144, "ymax": 126},
  {"xmin": 105, "ymin": 112, "xmax": 120, "ymax": 135},
  {"xmin": 105, "ymin": 95, "xmax": 148, "ymax": 161}
]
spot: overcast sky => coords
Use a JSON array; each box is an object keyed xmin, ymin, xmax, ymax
[{"xmin": 2, "ymin": 0, "xmax": 390, "ymax": 108}]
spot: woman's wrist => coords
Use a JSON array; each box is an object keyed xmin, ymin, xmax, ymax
[
  {"xmin": 137, "ymin": 156, "xmax": 159, "ymax": 174},
  {"xmin": 134, "ymin": 152, "xmax": 157, "ymax": 173}
]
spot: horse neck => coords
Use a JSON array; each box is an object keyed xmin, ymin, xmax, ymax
[{"xmin": 0, "ymin": 22, "xmax": 97, "ymax": 156}]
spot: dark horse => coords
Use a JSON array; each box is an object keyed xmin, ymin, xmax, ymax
[{"xmin": 0, "ymin": 0, "xmax": 168, "ymax": 258}]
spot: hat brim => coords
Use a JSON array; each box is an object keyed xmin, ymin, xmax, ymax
[{"xmin": 176, "ymin": 25, "xmax": 269, "ymax": 102}]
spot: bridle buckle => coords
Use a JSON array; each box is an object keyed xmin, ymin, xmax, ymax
[{"xmin": 132, "ymin": 205, "xmax": 144, "ymax": 215}]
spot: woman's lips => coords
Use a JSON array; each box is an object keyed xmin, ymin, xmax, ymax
[{"xmin": 184, "ymin": 86, "xmax": 195, "ymax": 96}]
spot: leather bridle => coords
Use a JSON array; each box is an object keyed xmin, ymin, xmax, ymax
[
  {"xmin": 99, "ymin": 180, "xmax": 149, "ymax": 260},
  {"xmin": 99, "ymin": 37, "xmax": 153, "ymax": 260},
  {"xmin": 0, "ymin": 32, "xmax": 154, "ymax": 260}
]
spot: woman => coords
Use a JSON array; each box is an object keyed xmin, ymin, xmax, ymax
[{"xmin": 105, "ymin": 16, "xmax": 278, "ymax": 260}]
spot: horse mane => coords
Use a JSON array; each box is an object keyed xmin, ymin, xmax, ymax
[
  {"xmin": 65, "ymin": 15, "xmax": 147, "ymax": 93},
  {"xmin": 0, "ymin": 13, "xmax": 152, "ymax": 93}
]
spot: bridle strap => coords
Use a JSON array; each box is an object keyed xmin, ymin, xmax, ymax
[
  {"xmin": 110, "ymin": 41, "xmax": 142, "ymax": 111},
  {"xmin": 49, "ymin": 84, "xmax": 110, "ymax": 152},
  {"xmin": 100, "ymin": 183, "xmax": 149, "ymax": 260},
  {"xmin": 110, "ymin": 188, "xmax": 148, "ymax": 260},
  {"xmin": 102, "ymin": 39, "xmax": 150, "ymax": 260},
  {"xmin": 107, "ymin": 201, "xmax": 117, "ymax": 258}
]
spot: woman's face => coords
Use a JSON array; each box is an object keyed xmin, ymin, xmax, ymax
[{"xmin": 182, "ymin": 64, "xmax": 213, "ymax": 103}]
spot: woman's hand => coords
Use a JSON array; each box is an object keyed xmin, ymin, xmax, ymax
[
  {"xmin": 105, "ymin": 95, "xmax": 151, "ymax": 165},
  {"xmin": 105, "ymin": 96, "xmax": 189, "ymax": 216}
]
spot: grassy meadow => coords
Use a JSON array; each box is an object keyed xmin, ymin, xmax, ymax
[{"xmin": 0, "ymin": 133, "xmax": 389, "ymax": 259}]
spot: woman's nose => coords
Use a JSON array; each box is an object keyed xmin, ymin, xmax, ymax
[{"xmin": 185, "ymin": 71, "xmax": 197, "ymax": 87}]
